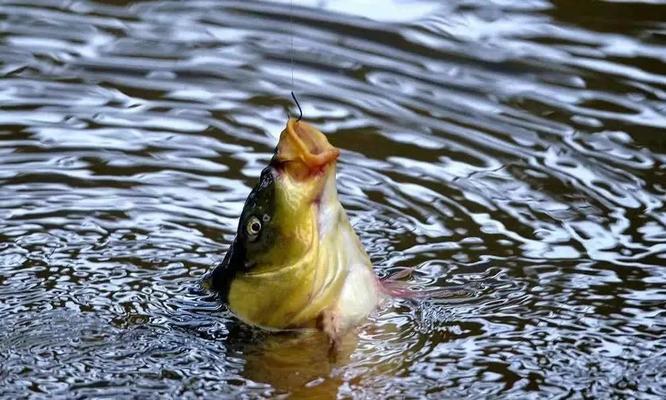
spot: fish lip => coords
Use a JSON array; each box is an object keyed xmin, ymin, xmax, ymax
[{"xmin": 276, "ymin": 119, "xmax": 340, "ymax": 176}]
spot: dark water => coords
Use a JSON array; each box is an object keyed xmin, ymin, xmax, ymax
[{"xmin": 1, "ymin": 0, "xmax": 665, "ymax": 398}]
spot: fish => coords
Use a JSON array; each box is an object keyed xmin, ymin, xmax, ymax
[{"xmin": 205, "ymin": 118, "xmax": 384, "ymax": 343}]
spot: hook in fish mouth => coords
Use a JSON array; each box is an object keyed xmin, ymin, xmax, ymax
[{"xmin": 275, "ymin": 118, "xmax": 340, "ymax": 179}]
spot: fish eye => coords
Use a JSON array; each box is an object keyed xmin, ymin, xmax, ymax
[{"xmin": 246, "ymin": 216, "xmax": 262, "ymax": 239}]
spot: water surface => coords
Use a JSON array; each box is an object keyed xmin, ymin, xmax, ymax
[{"xmin": 1, "ymin": 0, "xmax": 666, "ymax": 398}]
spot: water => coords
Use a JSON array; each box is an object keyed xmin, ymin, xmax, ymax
[{"xmin": 1, "ymin": 0, "xmax": 665, "ymax": 398}]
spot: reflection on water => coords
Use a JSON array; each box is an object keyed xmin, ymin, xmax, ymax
[{"xmin": 1, "ymin": 0, "xmax": 666, "ymax": 397}]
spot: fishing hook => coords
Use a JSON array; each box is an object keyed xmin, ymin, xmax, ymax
[{"xmin": 291, "ymin": 91, "xmax": 302, "ymax": 122}]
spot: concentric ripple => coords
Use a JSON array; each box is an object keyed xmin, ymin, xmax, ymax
[{"xmin": 1, "ymin": 0, "xmax": 665, "ymax": 398}]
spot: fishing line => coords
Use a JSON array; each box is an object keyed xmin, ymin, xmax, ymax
[
  {"xmin": 290, "ymin": 0, "xmax": 294, "ymax": 90},
  {"xmin": 289, "ymin": 0, "xmax": 302, "ymax": 121}
]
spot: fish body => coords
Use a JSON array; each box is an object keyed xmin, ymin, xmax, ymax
[{"xmin": 206, "ymin": 119, "xmax": 383, "ymax": 340}]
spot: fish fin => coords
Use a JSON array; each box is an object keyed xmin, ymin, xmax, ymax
[
  {"xmin": 380, "ymin": 268, "xmax": 472, "ymax": 299},
  {"xmin": 316, "ymin": 309, "xmax": 344, "ymax": 358}
]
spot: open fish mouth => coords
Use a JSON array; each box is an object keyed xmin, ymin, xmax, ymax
[{"xmin": 274, "ymin": 119, "xmax": 340, "ymax": 180}]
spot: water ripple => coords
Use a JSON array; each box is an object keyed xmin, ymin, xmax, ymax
[{"xmin": 1, "ymin": 0, "xmax": 665, "ymax": 398}]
